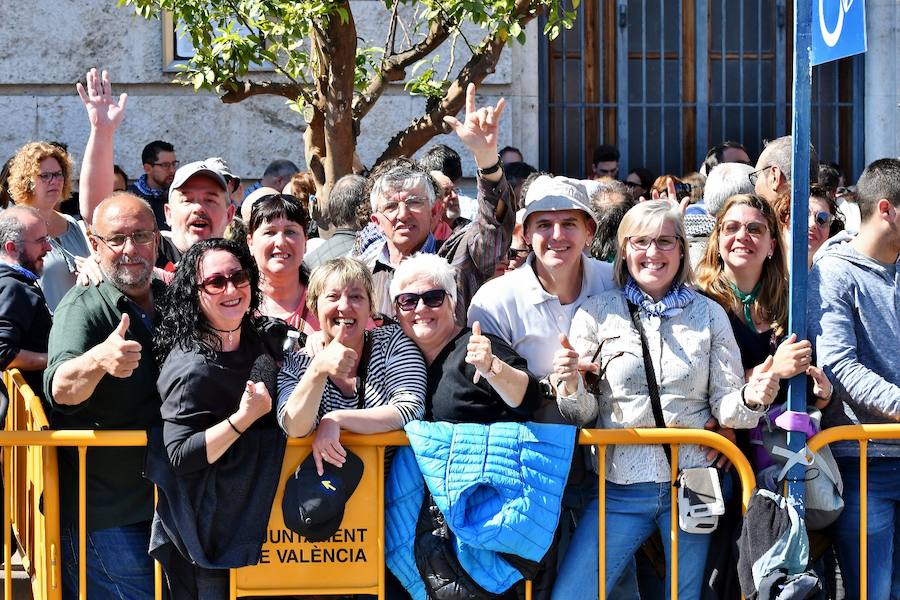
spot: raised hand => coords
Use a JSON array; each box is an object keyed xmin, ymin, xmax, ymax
[
  {"xmin": 744, "ymin": 355, "xmax": 779, "ymax": 408},
  {"xmin": 76, "ymin": 68, "xmax": 127, "ymax": 133},
  {"xmin": 92, "ymin": 313, "xmax": 142, "ymax": 378},
  {"xmin": 443, "ymin": 83, "xmax": 506, "ymax": 167},
  {"xmin": 467, "ymin": 321, "xmax": 494, "ymax": 383},
  {"xmin": 313, "ymin": 338, "xmax": 358, "ymax": 379}
]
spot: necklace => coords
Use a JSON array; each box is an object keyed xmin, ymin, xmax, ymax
[{"xmin": 209, "ymin": 322, "xmax": 242, "ymax": 345}]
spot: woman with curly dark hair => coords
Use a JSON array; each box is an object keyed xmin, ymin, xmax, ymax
[
  {"xmin": 247, "ymin": 193, "xmax": 320, "ymax": 334},
  {"xmin": 148, "ymin": 238, "xmax": 286, "ymax": 598},
  {"xmin": 7, "ymin": 141, "xmax": 90, "ymax": 310}
]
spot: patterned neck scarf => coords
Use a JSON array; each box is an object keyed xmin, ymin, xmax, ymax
[
  {"xmin": 728, "ymin": 279, "xmax": 762, "ymax": 331},
  {"xmin": 624, "ymin": 277, "xmax": 696, "ymax": 318},
  {"xmin": 133, "ymin": 174, "xmax": 166, "ymax": 199}
]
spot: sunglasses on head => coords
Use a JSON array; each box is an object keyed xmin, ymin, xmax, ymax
[
  {"xmin": 197, "ymin": 269, "xmax": 251, "ymax": 295},
  {"xmin": 394, "ymin": 289, "xmax": 447, "ymax": 312}
]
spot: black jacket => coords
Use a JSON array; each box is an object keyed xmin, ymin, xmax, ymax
[{"xmin": 0, "ymin": 263, "xmax": 52, "ymax": 396}]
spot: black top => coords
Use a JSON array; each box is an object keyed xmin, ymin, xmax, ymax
[
  {"xmin": 127, "ymin": 183, "xmax": 170, "ymax": 231},
  {"xmin": 426, "ymin": 328, "xmax": 541, "ymax": 423},
  {"xmin": 156, "ymin": 326, "xmax": 279, "ymax": 475},
  {"xmin": 0, "ymin": 264, "xmax": 53, "ymax": 396},
  {"xmin": 156, "ymin": 235, "xmax": 183, "ymax": 270},
  {"xmin": 148, "ymin": 326, "xmax": 285, "ymax": 569}
]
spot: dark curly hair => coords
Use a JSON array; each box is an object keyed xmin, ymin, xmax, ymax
[{"xmin": 154, "ymin": 238, "xmax": 261, "ymax": 365}]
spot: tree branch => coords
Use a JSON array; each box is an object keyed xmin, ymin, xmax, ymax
[
  {"xmin": 374, "ymin": 1, "xmax": 541, "ymax": 165},
  {"xmin": 221, "ymin": 80, "xmax": 307, "ymax": 103},
  {"xmin": 352, "ymin": 16, "xmax": 451, "ymax": 122}
]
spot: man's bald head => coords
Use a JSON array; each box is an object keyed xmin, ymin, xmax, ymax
[{"xmin": 93, "ymin": 193, "xmax": 157, "ymax": 236}]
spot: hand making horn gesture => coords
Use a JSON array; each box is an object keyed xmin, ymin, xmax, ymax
[{"xmin": 443, "ymin": 83, "xmax": 506, "ymax": 177}]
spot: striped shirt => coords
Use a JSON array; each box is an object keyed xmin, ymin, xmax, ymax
[{"xmin": 276, "ymin": 324, "xmax": 427, "ymax": 432}]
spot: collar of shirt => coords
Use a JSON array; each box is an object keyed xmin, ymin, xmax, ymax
[
  {"xmin": 365, "ymin": 233, "xmax": 438, "ymax": 272},
  {"xmin": 520, "ymin": 253, "xmax": 595, "ymax": 307}
]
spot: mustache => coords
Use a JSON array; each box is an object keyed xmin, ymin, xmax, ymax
[{"xmin": 115, "ymin": 254, "xmax": 152, "ymax": 268}]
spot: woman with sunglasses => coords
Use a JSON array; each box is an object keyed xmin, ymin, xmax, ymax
[
  {"xmin": 247, "ymin": 193, "xmax": 320, "ymax": 334},
  {"xmin": 390, "ymin": 253, "xmax": 540, "ymax": 424},
  {"xmin": 277, "ymin": 257, "xmax": 425, "ymax": 475},
  {"xmin": 7, "ymin": 141, "xmax": 91, "ymax": 311},
  {"xmin": 772, "ymin": 184, "xmax": 842, "ymax": 270},
  {"xmin": 150, "ymin": 238, "xmax": 286, "ymax": 597},
  {"xmin": 550, "ymin": 200, "xmax": 779, "ymax": 600},
  {"xmin": 696, "ymin": 194, "xmax": 832, "ymax": 409}
]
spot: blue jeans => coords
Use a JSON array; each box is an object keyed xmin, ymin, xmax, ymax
[
  {"xmin": 552, "ymin": 481, "xmax": 711, "ymax": 600},
  {"xmin": 60, "ymin": 521, "xmax": 154, "ymax": 600},
  {"xmin": 832, "ymin": 457, "xmax": 900, "ymax": 600}
]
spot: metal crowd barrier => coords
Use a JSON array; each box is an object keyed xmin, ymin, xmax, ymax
[
  {"xmin": 807, "ymin": 423, "xmax": 900, "ymax": 600},
  {"xmin": 3, "ymin": 368, "xmax": 760, "ymax": 599}
]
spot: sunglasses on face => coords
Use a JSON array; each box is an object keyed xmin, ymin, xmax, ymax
[
  {"xmin": 394, "ymin": 288, "xmax": 447, "ymax": 312},
  {"xmin": 810, "ymin": 210, "xmax": 833, "ymax": 227},
  {"xmin": 720, "ymin": 220, "xmax": 769, "ymax": 238},
  {"xmin": 197, "ymin": 269, "xmax": 251, "ymax": 295}
]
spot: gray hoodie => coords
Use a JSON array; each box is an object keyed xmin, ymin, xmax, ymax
[{"xmin": 807, "ymin": 238, "xmax": 900, "ymax": 458}]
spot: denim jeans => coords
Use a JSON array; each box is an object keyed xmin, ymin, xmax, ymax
[
  {"xmin": 552, "ymin": 481, "xmax": 711, "ymax": 600},
  {"xmin": 60, "ymin": 521, "xmax": 154, "ymax": 600},
  {"xmin": 832, "ymin": 457, "xmax": 900, "ymax": 600}
]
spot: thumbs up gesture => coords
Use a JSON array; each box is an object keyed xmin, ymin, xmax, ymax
[
  {"xmin": 744, "ymin": 355, "xmax": 780, "ymax": 408},
  {"xmin": 313, "ymin": 337, "xmax": 358, "ymax": 379},
  {"xmin": 466, "ymin": 321, "xmax": 495, "ymax": 383},
  {"xmin": 92, "ymin": 313, "xmax": 142, "ymax": 378},
  {"xmin": 551, "ymin": 334, "xmax": 583, "ymax": 396}
]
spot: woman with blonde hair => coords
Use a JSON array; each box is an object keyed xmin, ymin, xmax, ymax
[
  {"xmin": 7, "ymin": 142, "xmax": 90, "ymax": 310},
  {"xmin": 551, "ymin": 200, "xmax": 779, "ymax": 599}
]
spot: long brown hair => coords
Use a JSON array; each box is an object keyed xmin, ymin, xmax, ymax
[{"xmin": 696, "ymin": 194, "xmax": 788, "ymax": 336}]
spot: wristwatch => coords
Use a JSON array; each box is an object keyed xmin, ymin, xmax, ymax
[{"xmin": 476, "ymin": 155, "xmax": 503, "ymax": 177}]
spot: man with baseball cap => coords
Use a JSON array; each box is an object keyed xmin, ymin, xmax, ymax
[
  {"xmin": 469, "ymin": 174, "xmax": 615, "ymax": 412},
  {"xmin": 157, "ymin": 160, "xmax": 234, "ymax": 270}
]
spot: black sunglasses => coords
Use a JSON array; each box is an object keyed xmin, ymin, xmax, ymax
[
  {"xmin": 583, "ymin": 336, "xmax": 625, "ymax": 393},
  {"xmin": 394, "ymin": 289, "xmax": 447, "ymax": 312},
  {"xmin": 507, "ymin": 247, "xmax": 530, "ymax": 261}
]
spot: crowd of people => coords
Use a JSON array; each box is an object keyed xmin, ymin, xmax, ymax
[{"xmin": 0, "ymin": 66, "xmax": 897, "ymax": 600}]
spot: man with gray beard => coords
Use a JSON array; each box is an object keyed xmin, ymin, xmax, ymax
[{"xmin": 44, "ymin": 193, "xmax": 163, "ymax": 600}]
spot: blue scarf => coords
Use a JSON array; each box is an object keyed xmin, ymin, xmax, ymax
[
  {"xmin": 624, "ymin": 277, "xmax": 696, "ymax": 318},
  {"xmin": 2, "ymin": 262, "xmax": 39, "ymax": 282},
  {"xmin": 133, "ymin": 174, "xmax": 166, "ymax": 199}
]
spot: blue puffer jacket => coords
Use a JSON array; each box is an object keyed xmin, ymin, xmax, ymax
[{"xmin": 386, "ymin": 420, "xmax": 576, "ymax": 598}]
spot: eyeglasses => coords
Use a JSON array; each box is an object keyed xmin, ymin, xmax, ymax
[
  {"xmin": 720, "ymin": 220, "xmax": 769, "ymax": 238},
  {"xmin": 21, "ymin": 236, "xmax": 49, "ymax": 246},
  {"xmin": 626, "ymin": 235, "xmax": 680, "ymax": 251},
  {"xmin": 394, "ymin": 288, "xmax": 447, "ymax": 312},
  {"xmin": 151, "ymin": 161, "xmax": 180, "ymax": 170},
  {"xmin": 748, "ymin": 165, "xmax": 773, "ymax": 186},
  {"xmin": 197, "ymin": 269, "xmax": 251, "ymax": 295},
  {"xmin": 378, "ymin": 196, "xmax": 429, "ymax": 219},
  {"xmin": 810, "ymin": 210, "xmax": 833, "ymax": 227},
  {"xmin": 92, "ymin": 230, "xmax": 157, "ymax": 250},
  {"xmin": 507, "ymin": 247, "xmax": 530, "ymax": 261},
  {"xmin": 38, "ymin": 171, "xmax": 64, "ymax": 184}
]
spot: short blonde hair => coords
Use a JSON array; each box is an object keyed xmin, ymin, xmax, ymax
[
  {"xmin": 612, "ymin": 200, "xmax": 693, "ymax": 288},
  {"xmin": 8, "ymin": 142, "xmax": 73, "ymax": 207},
  {"xmin": 306, "ymin": 257, "xmax": 375, "ymax": 315}
]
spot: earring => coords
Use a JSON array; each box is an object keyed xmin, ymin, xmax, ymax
[{"xmin": 767, "ymin": 253, "xmax": 773, "ymax": 259}]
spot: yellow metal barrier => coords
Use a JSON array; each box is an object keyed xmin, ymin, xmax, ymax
[
  {"xmin": 2, "ymin": 369, "xmax": 757, "ymax": 599},
  {"xmin": 3, "ymin": 369, "xmax": 62, "ymax": 600},
  {"xmin": 807, "ymin": 423, "xmax": 900, "ymax": 600},
  {"xmin": 579, "ymin": 429, "xmax": 756, "ymax": 600}
]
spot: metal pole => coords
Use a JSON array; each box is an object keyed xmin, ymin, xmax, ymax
[{"xmin": 787, "ymin": 0, "xmax": 812, "ymax": 511}]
